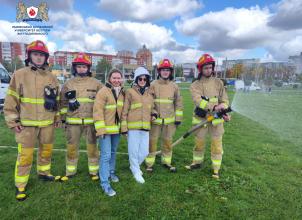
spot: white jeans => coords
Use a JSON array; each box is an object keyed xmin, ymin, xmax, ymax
[{"xmin": 127, "ymin": 130, "xmax": 149, "ymax": 175}]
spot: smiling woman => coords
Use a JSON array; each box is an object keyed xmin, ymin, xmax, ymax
[
  {"xmin": 93, "ymin": 68, "xmax": 125, "ymax": 197},
  {"xmin": 120, "ymin": 66, "xmax": 154, "ymax": 183}
]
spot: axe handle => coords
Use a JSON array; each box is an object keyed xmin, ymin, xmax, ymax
[
  {"xmin": 171, "ymin": 137, "xmax": 184, "ymax": 148},
  {"xmin": 155, "ymin": 119, "xmax": 210, "ymax": 155}
]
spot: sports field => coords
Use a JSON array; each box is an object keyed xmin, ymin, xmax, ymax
[{"xmin": 0, "ymin": 87, "xmax": 301, "ymax": 219}]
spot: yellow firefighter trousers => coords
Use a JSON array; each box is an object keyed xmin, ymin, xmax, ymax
[
  {"xmin": 193, "ymin": 123, "xmax": 224, "ymax": 172},
  {"xmin": 65, "ymin": 125, "xmax": 99, "ymax": 176},
  {"xmin": 15, "ymin": 125, "xmax": 55, "ymax": 188},
  {"xmin": 145, "ymin": 124, "xmax": 176, "ymax": 167}
]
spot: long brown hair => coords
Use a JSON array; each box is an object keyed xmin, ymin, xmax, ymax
[{"xmin": 107, "ymin": 68, "xmax": 123, "ymax": 82}]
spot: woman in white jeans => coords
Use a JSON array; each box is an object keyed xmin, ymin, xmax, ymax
[{"xmin": 121, "ymin": 67, "xmax": 157, "ymax": 183}]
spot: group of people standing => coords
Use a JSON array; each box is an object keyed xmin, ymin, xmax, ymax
[{"xmin": 3, "ymin": 40, "xmax": 230, "ymax": 201}]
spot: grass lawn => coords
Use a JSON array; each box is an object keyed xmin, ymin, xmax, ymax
[{"xmin": 0, "ymin": 88, "xmax": 301, "ymax": 219}]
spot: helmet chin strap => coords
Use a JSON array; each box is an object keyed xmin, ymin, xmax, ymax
[
  {"xmin": 160, "ymin": 75, "xmax": 170, "ymax": 80},
  {"xmin": 73, "ymin": 64, "xmax": 91, "ymax": 77},
  {"xmin": 27, "ymin": 51, "xmax": 49, "ymax": 69},
  {"xmin": 76, "ymin": 72, "xmax": 89, "ymax": 77},
  {"xmin": 30, "ymin": 61, "xmax": 46, "ymax": 70}
]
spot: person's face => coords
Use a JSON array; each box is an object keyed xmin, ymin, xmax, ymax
[
  {"xmin": 30, "ymin": 52, "xmax": 46, "ymax": 66},
  {"xmin": 160, "ymin": 68, "xmax": 171, "ymax": 79},
  {"xmin": 110, "ymin": 72, "xmax": 123, "ymax": 87},
  {"xmin": 137, "ymin": 75, "xmax": 147, "ymax": 87},
  {"xmin": 76, "ymin": 65, "xmax": 88, "ymax": 74},
  {"xmin": 202, "ymin": 64, "xmax": 213, "ymax": 77}
]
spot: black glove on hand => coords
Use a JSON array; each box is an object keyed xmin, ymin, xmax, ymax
[
  {"xmin": 44, "ymin": 86, "xmax": 58, "ymax": 111},
  {"xmin": 194, "ymin": 107, "xmax": 207, "ymax": 118},
  {"xmin": 201, "ymin": 96, "xmax": 209, "ymax": 101},
  {"xmin": 65, "ymin": 90, "xmax": 80, "ymax": 112},
  {"xmin": 175, "ymin": 121, "xmax": 181, "ymax": 126}
]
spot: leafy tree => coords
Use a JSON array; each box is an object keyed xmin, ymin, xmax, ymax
[{"xmin": 96, "ymin": 58, "xmax": 112, "ymax": 82}]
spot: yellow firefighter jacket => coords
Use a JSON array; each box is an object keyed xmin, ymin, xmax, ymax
[
  {"xmin": 190, "ymin": 76, "xmax": 229, "ymax": 125},
  {"xmin": 121, "ymin": 85, "xmax": 156, "ymax": 132},
  {"xmin": 93, "ymin": 83, "xmax": 125, "ymax": 136},
  {"xmin": 60, "ymin": 76, "xmax": 103, "ymax": 125},
  {"xmin": 149, "ymin": 78, "xmax": 183, "ymax": 125},
  {"xmin": 4, "ymin": 66, "xmax": 60, "ymax": 128}
]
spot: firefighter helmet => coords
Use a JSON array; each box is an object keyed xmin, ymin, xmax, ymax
[
  {"xmin": 72, "ymin": 52, "xmax": 91, "ymax": 66},
  {"xmin": 196, "ymin": 54, "xmax": 215, "ymax": 71},
  {"xmin": 72, "ymin": 53, "xmax": 92, "ymax": 76},
  {"xmin": 157, "ymin": 58, "xmax": 173, "ymax": 80},
  {"xmin": 25, "ymin": 40, "xmax": 49, "ymax": 67}
]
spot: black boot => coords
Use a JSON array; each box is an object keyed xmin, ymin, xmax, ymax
[
  {"xmin": 59, "ymin": 175, "xmax": 75, "ymax": 182},
  {"xmin": 146, "ymin": 166, "xmax": 154, "ymax": 173},
  {"xmin": 185, "ymin": 163, "xmax": 202, "ymax": 170},
  {"xmin": 90, "ymin": 174, "xmax": 99, "ymax": 181},
  {"xmin": 38, "ymin": 174, "xmax": 61, "ymax": 181},
  {"xmin": 16, "ymin": 187, "xmax": 27, "ymax": 201},
  {"xmin": 163, "ymin": 164, "xmax": 177, "ymax": 172},
  {"xmin": 212, "ymin": 170, "xmax": 220, "ymax": 179}
]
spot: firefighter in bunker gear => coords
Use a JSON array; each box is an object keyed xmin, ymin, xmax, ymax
[
  {"xmin": 59, "ymin": 53, "xmax": 103, "ymax": 182},
  {"xmin": 3, "ymin": 40, "xmax": 61, "ymax": 201},
  {"xmin": 145, "ymin": 59, "xmax": 183, "ymax": 172},
  {"xmin": 185, "ymin": 54, "xmax": 230, "ymax": 179}
]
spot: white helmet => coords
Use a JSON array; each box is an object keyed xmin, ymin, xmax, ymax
[{"xmin": 133, "ymin": 66, "xmax": 150, "ymax": 82}]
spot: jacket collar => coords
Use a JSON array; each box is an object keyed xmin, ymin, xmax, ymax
[
  {"xmin": 199, "ymin": 76, "xmax": 213, "ymax": 82},
  {"xmin": 158, "ymin": 78, "xmax": 170, "ymax": 85},
  {"xmin": 106, "ymin": 82, "xmax": 124, "ymax": 97},
  {"xmin": 105, "ymin": 82, "xmax": 113, "ymax": 89},
  {"xmin": 29, "ymin": 64, "xmax": 48, "ymax": 75},
  {"xmin": 74, "ymin": 75, "xmax": 89, "ymax": 81},
  {"xmin": 133, "ymin": 84, "xmax": 149, "ymax": 95}
]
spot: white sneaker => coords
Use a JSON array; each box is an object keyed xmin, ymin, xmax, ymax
[{"xmin": 134, "ymin": 173, "xmax": 145, "ymax": 184}]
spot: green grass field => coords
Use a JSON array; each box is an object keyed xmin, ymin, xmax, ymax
[{"xmin": 0, "ymin": 88, "xmax": 301, "ymax": 219}]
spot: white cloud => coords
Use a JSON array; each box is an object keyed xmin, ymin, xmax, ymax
[
  {"xmin": 86, "ymin": 17, "xmax": 187, "ymax": 51},
  {"xmin": 175, "ymin": 4, "xmax": 302, "ymax": 60},
  {"xmin": 60, "ymin": 33, "xmax": 106, "ymax": 52},
  {"xmin": 153, "ymin": 48, "xmax": 252, "ymax": 65},
  {"xmin": 268, "ymin": 0, "xmax": 302, "ymax": 30},
  {"xmin": 261, "ymin": 52, "xmax": 275, "ymax": 62},
  {"xmin": 50, "ymin": 11, "xmax": 187, "ymax": 54},
  {"xmin": 153, "ymin": 48, "xmax": 203, "ymax": 64},
  {"xmin": 216, "ymin": 49, "xmax": 249, "ymax": 60},
  {"xmin": 49, "ymin": 11, "xmax": 181, "ymax": 53},
  {"xmin": 49, "ymin": 11, "xmax": 85, "ymax": 29},
  {"xmin": 46, "ymin": 41, "xmax": 57, "ymax": 54},
  {"xmin": 176, "ymin": 6, "xmax": 272, "ymax": 52},
  {"xmin": 48, "ymin": 12, "xmax": 110, "ymax": 53},
  {"xmin": 266, "ymin": 32, "xmax": 302, "ymax": 60},
  {"xmin": 97, "ymin": 0, "xmax": 202, "ymax": 21}
]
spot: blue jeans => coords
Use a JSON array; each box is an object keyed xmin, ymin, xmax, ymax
[{"xmin": 99, "ymin": 134, "xmax": 120, "ymax": 188}]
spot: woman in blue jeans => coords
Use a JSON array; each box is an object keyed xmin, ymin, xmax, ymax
[{"xmin": 93, "ymin": 69, "xmax": 125, "ymax": 196}]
